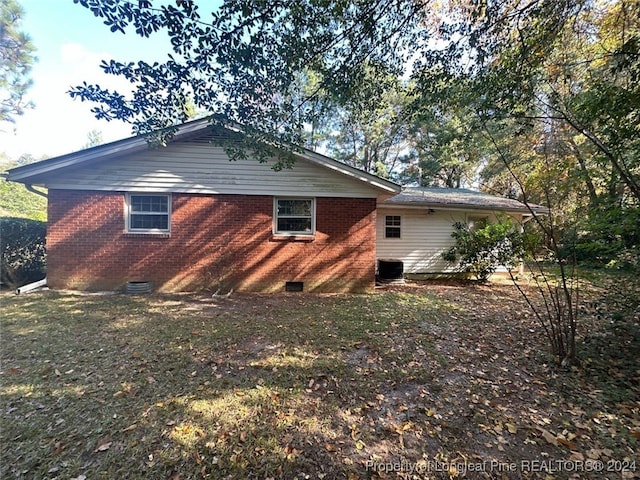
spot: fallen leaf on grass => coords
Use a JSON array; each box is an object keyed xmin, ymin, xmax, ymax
[
  {"xmin": 120, "ymin": 424, "xmax": 137, "ymax": 433},
  {"xmin": 556, "ymin": 436, "xmax": 576, "ymax": 450},
  {"xmin": 282, "ymin": 445, "xmax": 300, "ymax": 462},
  {"xmin": 570, "ymin": 452, "xmax": 584, "ymax": 461},
  {"xmin": 537, "ymin": 427, "xmax": 558, "ymax": 446},
  {"xmin": 587, "ymin": 448, "xmax": 602, "ymax": 460},
  {"xmin": 95, "ymin": 441, "xmax": 112, "ymax": 452}
]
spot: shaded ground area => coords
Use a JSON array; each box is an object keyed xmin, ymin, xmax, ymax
[{"xmin": 1, "ymin": 272, "xmax": 639, "ymax": 479}]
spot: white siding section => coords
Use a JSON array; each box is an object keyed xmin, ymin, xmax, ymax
[
  {"xmin": 376, "ymin": 208, "xmax": 525, "ymax": 273},
  {"xmin": 377, "ymin": 208, "xmax": 466, "ymax": 273},
  {"xmin": 38, "ymin": 143, "xmax": 383, "ymax": 198}
]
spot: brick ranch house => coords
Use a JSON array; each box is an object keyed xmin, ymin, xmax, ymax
[
  {"xmin": 7, "ymin": 119, "xmax": 543, "ymax": 293},
  {"xmin": 7, "ymin": 119, "xmax": 400, "ymax": 293}
]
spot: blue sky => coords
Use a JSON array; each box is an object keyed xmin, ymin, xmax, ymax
[{"xmin": 1, "ymin": 0, "xmax": 173, "ymax": 159}]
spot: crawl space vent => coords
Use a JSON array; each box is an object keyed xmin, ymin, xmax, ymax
[
  {"xmin": 285, "ymin": 281, "xmax": 304, "ymax": 292},
  {"xmin": 377, "ymin": 259, "xmax": 405, "ymax": 285},
  {"xmin": 126, "ymin": 281, "xmax": 153, "ymax": 294}
]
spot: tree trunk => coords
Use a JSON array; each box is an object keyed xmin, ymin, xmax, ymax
[{"xmin": 568, "ymin": 139, "xmax": 598, "ymax": 205}]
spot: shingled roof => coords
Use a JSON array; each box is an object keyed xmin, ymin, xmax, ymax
[{"xmin": 381, "ymin": 187, "xmax": 548, "ymax": 214}]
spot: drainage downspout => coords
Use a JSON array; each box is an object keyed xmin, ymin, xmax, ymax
[
  {"xmin": 15, "ymin": 277, "xmax": 47, "ymax": 295},
  {"xmin": 25, "ymin": 184, "xmax": 48, "ymax": 199}
]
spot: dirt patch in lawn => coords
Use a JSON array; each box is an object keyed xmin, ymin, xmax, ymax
[{"xmin": 1, "ymin": 273, "xmax": 639, "ymax": 479}]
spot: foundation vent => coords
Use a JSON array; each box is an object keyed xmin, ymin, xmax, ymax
[
  {"xmin": 125, "ymin": 281, "xmax": 153, "ymax": 294},
  {"xmin": 285, "ymin": 281, "xmax": 304, "ymax": 292},
  {"xmin": 377, "ymin": 259, "xmax": 405, "ymax": 285}
]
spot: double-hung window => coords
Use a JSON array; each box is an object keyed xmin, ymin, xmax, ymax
[
  {"xmin": 385, "ymin": 215, "xmax": 401, "ymax": 238},
  {"xmin": 126, "ymin": 194, "xmax": 171, "ymax": 233},
  {"xmin": 274, "ymin": 198, "xmax": 315, "ymax": 235}
]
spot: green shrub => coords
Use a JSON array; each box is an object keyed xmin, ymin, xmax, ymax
[
  {"xmin": 561, "ymin": 205, "xmax": 640, "ymax": 271},
  {"xmin": 0, "ymin": 217, "xmax": 46, "ymax": 289},
  {"xmin": 442, "ymin": 216, "xmax": 526, "ymax": 281}
]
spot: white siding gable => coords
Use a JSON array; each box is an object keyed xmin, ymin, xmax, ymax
[{"xmin": 34, "ymin": 143, "xmax": 386, "ymax": 198}]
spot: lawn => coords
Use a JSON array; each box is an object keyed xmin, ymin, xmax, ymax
[{"xmin": 1, "ymin": 275, "xmax": 639, "ymax": 479}]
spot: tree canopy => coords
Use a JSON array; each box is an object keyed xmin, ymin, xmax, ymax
[
  {"xmin": 69, "ymin": 0, "xmax": 638, "ymax": 186},
  {"xmin": 0, "ymin": 0, "xmax": 36, "ymax": 124},
  {"xmin": 69, "ymin": 1, "xmax": 421, "ymax": 143},
  {"xmin": 70, "ymin": 0, "xmax": 639, "ymax": 268}
]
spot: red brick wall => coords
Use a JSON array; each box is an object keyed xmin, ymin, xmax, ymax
[{"xmin": 46, "ymin": 190, "xmax": 377, "ymax": 292}]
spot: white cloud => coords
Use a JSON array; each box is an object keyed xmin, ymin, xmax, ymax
[{"xmin": 60, "ymin": 42, "xmax": 94, "ymax": 64}]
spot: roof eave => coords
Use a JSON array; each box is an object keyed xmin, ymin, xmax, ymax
[
  {"xmin": 380, "ymin": 201, "xmax": 548, "ymax": 215},
  {"xmin": 299, "ymin": 151, "xmax": 401, "ymax": 194},
  {"xmin": 7, "ymin": 138, "xmax": 147, "ymax": 183},
  {"xmin": 6, "ymin": 118, "xmax": 214, "ymax": 184},
  {"xmin": 6, "ymin": 118, "xmax": 401, "ymax": 195}
]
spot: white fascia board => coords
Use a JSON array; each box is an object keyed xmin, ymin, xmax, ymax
[
  {"xmin": 6, "ymin": 118, "xmax": 213, "ymax": 184},
  {"xmin": 298, "ymin": 150, "xmax": 401, "ymax": 194},
  {"xmin": 7, "ymin": 139, "xmax": 148, "ymax": 183}
]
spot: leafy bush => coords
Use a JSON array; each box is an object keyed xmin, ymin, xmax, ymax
[
  {"xmin": 1, "ymin": 217, "xmax": 46, "ymax": 289},
  {"xmin": 561, "ymin": 205, "xmax": 640, "ymax": 271},
  {"xmin": 442, "ymin": 216, "xmax": 526, "ymax": 281}
]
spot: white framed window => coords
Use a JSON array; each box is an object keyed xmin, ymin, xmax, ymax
[
  {"xmin": 126, "ymin": 193, "xmax": 171, "ymax": 233},
  {"xmin": 274, "ymin": 197, "xmax": 315, "ymax": 235},
  {"xmin": 385, "ymin": 215, "xmax": 401, "ymax": 238}
]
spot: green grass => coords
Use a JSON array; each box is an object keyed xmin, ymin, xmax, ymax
[
  {"xmin": 1, "ymin": 282, "xmax": 638, "ymax": 479},
  {"xmin": 0, "ymin": 163, "xmax": 47, "ymax": 221},
  {"xmin": 1, "ymin": 292, "xmax": 442, "ymax": 479}
]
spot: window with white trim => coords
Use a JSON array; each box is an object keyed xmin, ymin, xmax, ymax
[
  {"xmin": 126, "ymin": 194, "xmax": 171, "ymax": 233},
  {"xmin": 385, "ymin": 215, "xmax": 401, "ymax": 238},
  {"xmin": 274, "ymin": 198, "xmax": 315, "ymax": 235}
]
